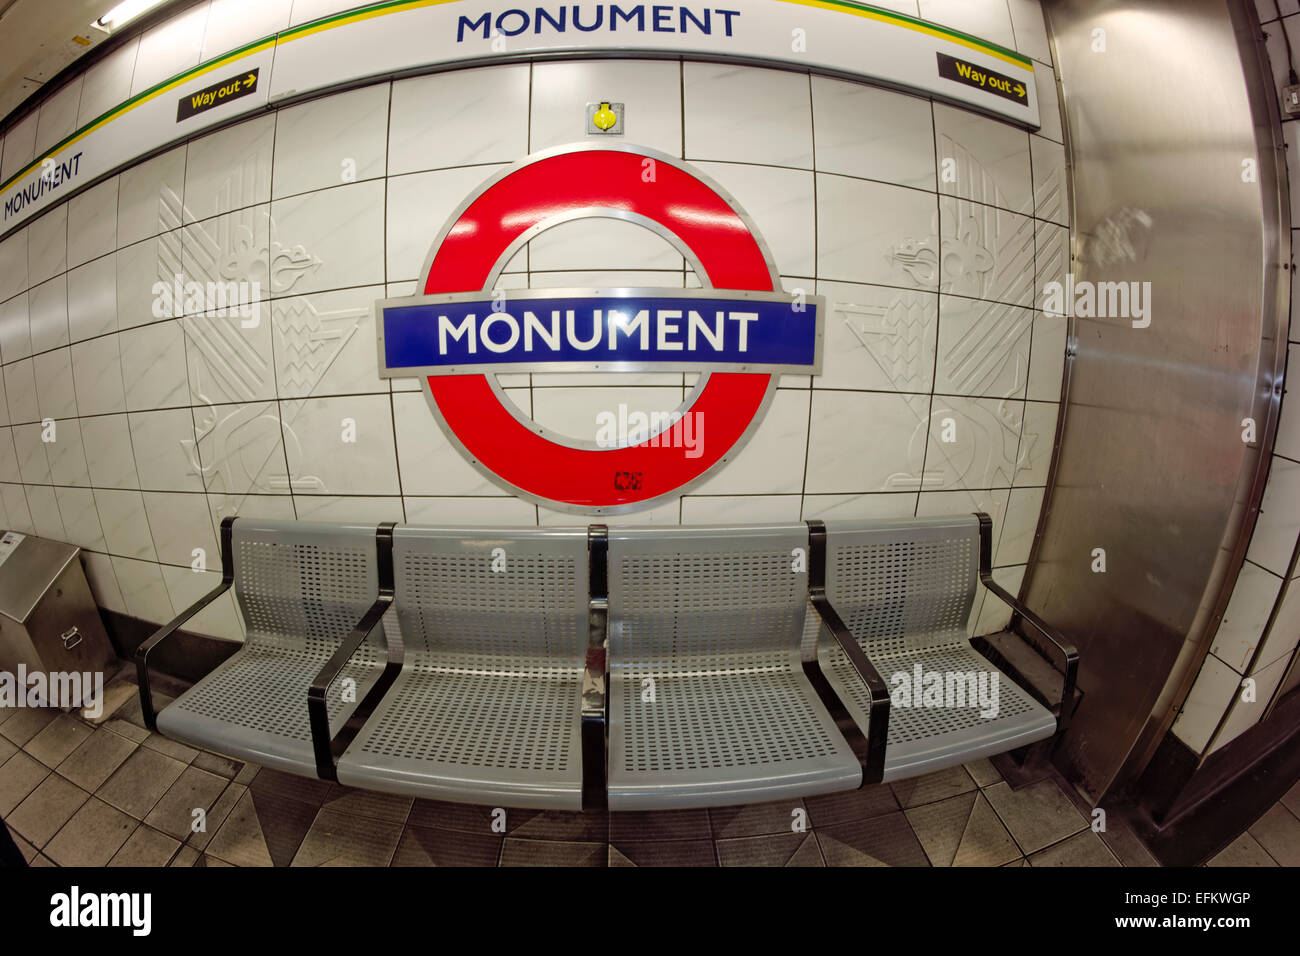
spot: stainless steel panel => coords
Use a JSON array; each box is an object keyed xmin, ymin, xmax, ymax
[
  {"xmin": 1028, "ymin": 0, "xmax": 1288, "ymax": 800},
  {"xmin": 0, "ymin": 533, "xmax": 79, "ymax": 623}
]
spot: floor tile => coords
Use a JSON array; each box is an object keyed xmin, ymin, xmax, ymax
[
  {"xmin": 507, "ymin": 808, "xmax": 607, "ymax": 842},
  {"xmin": 102, "ymin": 718, "xmax": 149, "ymax": 745},
  {"xmin": 290, "ymin": 807, "xmax": 404, "ymax": 866},
  {"xmin": 709, "ymin": 799, "xmax": 806, "ymax": 839},
  {"xmin": 56, "ymin": 726, "xmax": 139, "ymax": 791},
  {"xmin": 206, "ymin": 788, "xmax": 317, "ymax": 867},
  {"xmin": 192, "ymin": 751, "xmax": 245, "ymax": 779},
  {"xmin": 170, "ymin": 845, "xmax": 200, "ymax": 867},
  {"xmin": 891, "ymin": 765, "xmax": 977, "ymax": 808},
  {"xmin": 248, "ymin": 767, "xmax": 331, "ymax": 806},
  {"xmin": 964, "ymin": 758, "xmax": 1003, "ymax": 788},
  {"xmin": 716, "ymin": 831, "xmax": 823, "ymax": 866},
  {"xmin": 906, "ymin": 791, "xmax": 1019, "ymax": 866},
  {"xmin": 803, "ymin": 783, "xmax": 899, "ymax": 827},
  {"xmin": 109, "ymin": 825, "xmax": 181, "ymax": 866},
  {"xmin": 1281, "ymin": 780, "xmax": 1300, "ymax": 819},
  {"xmin": 391, "ymin": 824, "xmax": 502, "ymax": 866},
  {"xmin": 407, "ymin": 799, "xmax": 499, "ymax": 834},
  {"xmin": 321, "ymin": 783, "xmax": 413, "ymax": 823},
  {"xmin": 609, "ymin": 808, "xmax": 711, "ymax": 842},
  {"xmin": 1207, "ymin": 831, "xmax": 1279, "ymax": 867},
  {"xmin": 24, "ymin": 714, "xmax": 92, "ymax": 768},
  {"xmin": 983, "ymin": 778, "xmax": 1087, "ymax": 854},
  {"xmin": 97, "ymin": 746, "xmax": 187, "ymax": 819},
  {"xmin": 0, "ymin": 707, "xmax": 58, "ymax": 746},
  {"xmin": 186, "ymin": 781, "xmax": 245, "ymax": 851},
  {"xmin": 1247, "ymin": 803, "xmax": 1300, "ymax": 866},
  {"xmin": 816, "ymin": 810, "xmax": 930, "ymax": 866},
  {"xmin": 610, "ymin": 839, "xmax": 716, "ymax": 866},
  {"xmin": 144, "ymin": 765, "xmax": 230, "ymax": 839},
  {"xmin": 43, "ymin": 797, "xmax": 136, "ymax": 866},
  {"xmin": 8, "ymin": 773, "xmax": 90, "ymax": 847},
  {"xmin": 0, "ymin": 735, "xmax": 16, "ymax": 764},
  {"xmin": 500, "ymin": 837, "xmax": 605, "ymax": 867},
  {"xmin": 194, "ymin": 853, "xmax": 233, "ymax": 866},
  {"xmin": 141, "ymin": 732, "xmax": 199, "ymax": 764},
  {"xmin": 0, "ymin": 751, "xmax": 50, "ymax": 815},
  {"xmin": 1028, "ymin": 829, "xmax": 1120, "ymax": 867}
]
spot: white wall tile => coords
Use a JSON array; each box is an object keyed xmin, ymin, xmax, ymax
[
  {"xmin": 143, "ymin": 491, "xmax": 218, "ymax": 567},
  {"xmin": 27, "ymin": 205, "xmax": 67, "ymax": 287},
  {"xmin": 4, "ymin": 359, "xmax": 40, "ymax": 424},
  {"xmin": 56, "ymin": 486, "xmax": 106, "ymax": 552},
  {"xmin": 269, "ymin": 180, "xmax": 385, "ymax": 294},
  {"xmin": 95, "ymin": 488, "xmax": 157, "ymax": 560},
  {"xmin": 161, "ymin": 565, "xmax": 243, "ymax": 640},
  {"xmin": 182, "ymin": 307, "xmax": 275, "ymax": 407},
  {"xmin": 120, "ymin": 320, "xmax": 190, "ymax": 411},
  {"xmin": 272, "ymin": 286, "xmax": 384, "ymax": 398},
  {"xmin": 129, "ymin": 408, "xmax": 203, "ymax": 492},
  {"xmin": 805, "ymin": 390, "xmax": 930, "ymax": 493},
  {"xmin": 82, "ymin": 414, "xmax": 140, "ymax": 489},
  {"xmin": 404, "ymin": 496, "xmax": 536, "ymax": 525},
  {"xmin": 34, "ymin": 79, "xmax": 82, "ymax": 158},
  {"xmin": 940, "ymin": 196, "xmax": 1034, "ymax": 306},
  {"xmin": 1008, "ymin": 0, "xmax": 1053, "ymax": 63},
  {"xmin": 817, "ymin": 174, "xmax": 939, "ymax": 289},
  {"xmin": 192, "ymin": 400, "xmax": 286, "ymax": 495},
  {"xmin": 812, "ymin": 77, "xmax": 935, "ymax": 191},
  {"xmin": 1209, "ymin": 654, "xmax": 1289, "ymax": 754},
  {"xmin": 0, "ymin": 229, "xmax": 29, "ymax": 302},
  {"xmin": 183, "ymin": 114, "xmax": 274, "ymax": 223},
  {"xmin": 273, "ymin": 85, "xmax": 390, "ymax": 199},
  {"xmin": 0, "ymin": 113, "xmax": 36, "ymax": 183},
  {"xmin": 25, "ymin": 485, "xmax": 65, "ymax": 539},
  {"xmin": 386, "ymin": 165, "xmax": 508, "ymax": 281},
  {"xmin": 82, "ymin": 551, "xmax": 126, "ymax": 614},
  {"xmin": 0, "ymin": 430, "xmax": 17, "ymax": 482},
  {"xmin": 46, "ymin": 417, "xmax": 90, "ymax": 487},
  {"xmin": 1033, "ymin": 61, "xmax": 1063, "ymax": 143},
  {"xmin": 1247, "ymin": 455, "xmax": 1300, "ymax": 575},
  {"xmin": 392, "ymin": 390, "xmax": 499, "ymax": 495},
  {"xmin": 117, "ymin": 146, "xmax": 187, "ymax": 248},
  {"xmin": 926, "ymin": 396, "xmax": 1024, "ymax": 490},
  {"xmin": 12, "ymin": 423, "xmax": 50, "ymax": 484},
  {"xmin": 201, "ymin": 0, "xmax": 293, "ymax": 61},
  {"xmin": 0, "ymin": 483, "xmax": 33, "ymax": 532},
  {"xmin": 531, "ymin": 59, "xmax": 682, "ymax": 156},
  {"xmin": 0, "ymin": 294, "xmax": 31, "ymax": 367},
  {"xmin": 66, "ymin": 253, "xmax": 119, "ymax": 342},
  {"xmin": 693, "ymin": 162, "xmax": 816, "ymax": 278},
  {"xmin": 67, "ymin": 177, "xmax": 118, "ymax": 268},
  {"xmin": 1173, "ymin": 653, "xmax": 1241, "ymax": 752},
  {"xmin": 693, "ymin": 389, "xmax": 810, "ymax": 495},
  {"xmin": 934, "ymin": 296, "xmax": 1031, "ymax": 399},
  {"xmin": 279, "ymin": 393, "xmax": 400, "ymax": 495},
  {"xmin": 684, "ymin": 63, "xmax": 812, "ymax": 168},
  {"xmin": 76, "ymin": 39, "xmax": 139, "ymax": 130},
  {"xmin": 27, "ymin": 276, "xmax": 68, "ymax": 354},
  {"xmin": 814, "ymin": 282, "xmax": 937, "ymax": 394},
  {"xmin": 1212, "ymin": 562, "xmax": 1283, "ymax": 673},
  {"xmin": 32, "ymin": 348, "xmax": 78, "ymax": 420},
  {"xmin": 1031, "ymin": 135, "xmax": 1069, "ymax": 226},
  {"xmin": 919, "ymin": 0, "xmax": 1017, "ymax": 50},
  {"xmin": 802, "ymin": 492, "xmax": 919, "ymax": 521},
  {"xmin": 111, "ymin": 556, "xmax": 174, "ymax": 623},
  {"xmin": 934, "ymin": 103, "xmax": 1033, "ymax": 216},
  {"xmin": 681, "ymin": 495, "xmax": 802, "ymax": 523},
  {"xmin": 130, "ymin": 4, "xmax": 210, "ymax": 97},
  {"xmin": 388, "ymin": 65, "xmax": 529, "ymax": 175},
  {"xmin": 293, "ymin": 495, "xmax": 404, "ymax": 523}
]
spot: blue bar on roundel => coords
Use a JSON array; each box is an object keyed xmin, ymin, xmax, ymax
[{"xmin": 381, "ymin": 294, "xmax": 820, "ymax": 373}]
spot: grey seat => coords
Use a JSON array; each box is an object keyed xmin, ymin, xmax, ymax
[
  {"xmin": 335, "ymin": 527, "xmax": 589, "ymax": 809},
  {"xmin": 607, "ymin": 525, "xmax": 861, "ymax": 810},
  {"xmin": 156, "ymin": 520, "xmax": 388, "ymax": 777},
  {"xmin": 818, "ymin": 515, "xmax": 1057, "ymax": 783}
]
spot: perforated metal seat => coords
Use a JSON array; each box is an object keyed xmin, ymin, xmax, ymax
[
  {"xmin": 335, "ymin": 527, "xmax": 589, "ymax": 809},
  {"xmin": 818, "ymin": 515, "xmax": 1056, "ymax": 782},
  {"xmin": 156, "ymin": 521, "xmax": 388, "ymax": 777},
  {"xmin": 607, "ymin": 525, "xmax": 861, "ymax": 810}
]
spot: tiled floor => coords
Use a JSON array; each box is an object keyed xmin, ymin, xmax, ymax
[{"xmin": 2, "ymin": 678, "xmax": 1297, "ymax": 867}]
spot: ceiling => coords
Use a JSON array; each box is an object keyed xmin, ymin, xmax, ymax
[{"xmin": 0, "ymin": 0, "xmax": 125, "ymax": 124}]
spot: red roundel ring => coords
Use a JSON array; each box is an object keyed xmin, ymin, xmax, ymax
[{"xmin": 420, "ymin": 146, "xmax": 778, "ymax": 512}]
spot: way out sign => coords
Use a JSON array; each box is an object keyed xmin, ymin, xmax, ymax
[{"xmin": 177, "ymin": 68, "xmax": 259, "ymax": 121}]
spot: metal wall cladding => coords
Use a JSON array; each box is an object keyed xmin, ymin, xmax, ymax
[{"xmin": 1028, "ymin": 0, "xmax": 1289, "ymax": 799}]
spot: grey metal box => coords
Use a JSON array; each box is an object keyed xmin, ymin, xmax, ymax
[{"xmin": 0, "ymin": 531, "xmax": 115, "ymax": 692}]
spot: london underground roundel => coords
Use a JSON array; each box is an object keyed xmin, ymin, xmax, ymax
[{"xmin": 376, "ymin": 144, "xmax": 824, "ymax": 514}]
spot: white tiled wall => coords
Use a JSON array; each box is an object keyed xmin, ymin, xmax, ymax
[
  {"xmin": 1171, "ymin": 0, "xmax": 1300, "ymax": 755},
  {"xmin": 0, "ymin": 0, "xmax": 1065, "ymax": 644}
]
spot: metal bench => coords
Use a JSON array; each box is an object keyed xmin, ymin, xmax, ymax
[
  {"xmin": 333, "ymin": 527, "xmax": 595, "ymax": 809},
  {"xmin": 136, "ymin": 519, "xmax": 399, "ymax": 778},
  {"xmin": 807, "ymin": 514, "xmax": 1077, "ymax": 784},
  {"xmin": 605, "ymin": 524, "xmax": 862, "ymax": 810}
]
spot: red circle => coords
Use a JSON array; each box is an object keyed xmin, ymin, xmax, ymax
[{"xmin": 423, "ymin": 149, "xmax": 774, "ymax": 509}]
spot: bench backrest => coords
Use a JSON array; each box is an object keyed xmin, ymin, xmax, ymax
[
  {"xmin": 608, "ymin": 525, "xmax": 809, "ymax": 670},
  {"xmin": 231, "ymin": 519, "xmax": 386, "ymax": 664},
  {"xmin": 824, "ymin": 515, "xmax": 979, "ymax": 656},
  {"xmin": 389, "ymin": 526, "xmax": 589, "ymax": 669}
]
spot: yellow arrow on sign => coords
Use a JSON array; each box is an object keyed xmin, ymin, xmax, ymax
[
  {"xmin": 244, "ymin": 73, "xmax": 256, "ymax": 87},
  {"xmin": 1014, "ymin": 83, "xmax": 1026, "ymax": 98}
]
